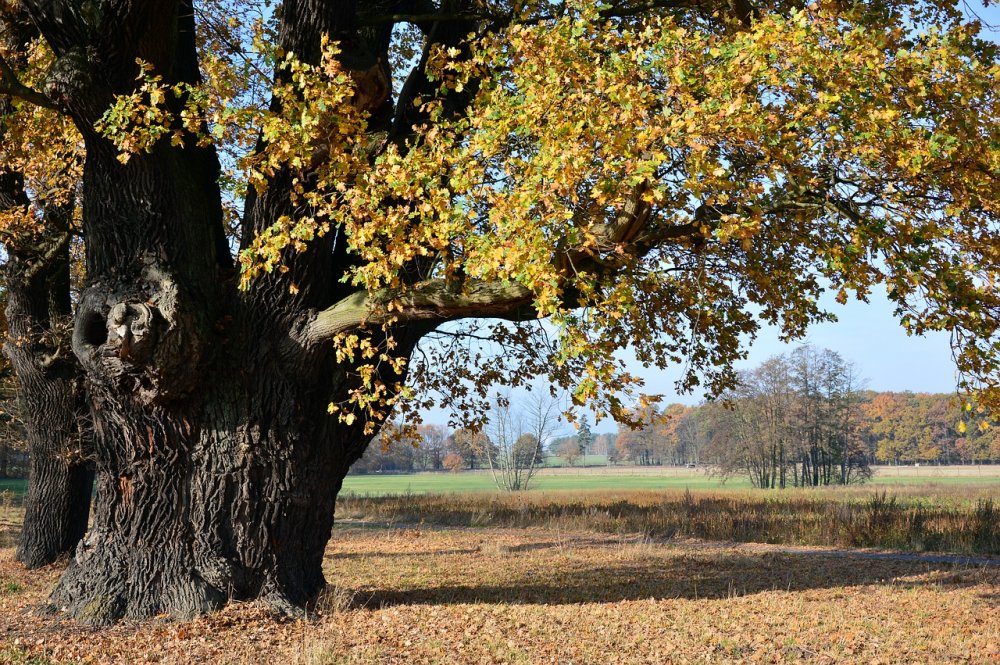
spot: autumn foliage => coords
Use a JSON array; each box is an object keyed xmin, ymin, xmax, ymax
[
  {"xmin": 2, "ymin": 0, "xmax": 1000, "ymax": 624},
  {"xmin": 65, "ymin": 0, "xmax": 1000, "ymax": 425}
]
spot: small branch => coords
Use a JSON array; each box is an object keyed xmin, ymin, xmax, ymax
[
  {"xmin": 190, "ymin": 7, "xmax": 274, "ymax": 85},
  {"xmin": 24, "ymin": 231, "xmax": 72, "ymax": 280},
  {"xmin": 358, "ymin": 11, "xmax": 490, "ymax": 27},
  {"xmin": 0, "ymin": 54, "xmax": 58, "ymax": 110}
]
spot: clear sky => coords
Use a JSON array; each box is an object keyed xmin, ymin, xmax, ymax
[
  {"xmin": 640, "ymin": 290, "xmax": 958, "ymax": 407},
  {"xmin": 656, "ymin": 2, "xmax": 1000, "ymax": 407}
]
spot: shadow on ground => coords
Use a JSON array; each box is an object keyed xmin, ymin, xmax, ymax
[{"xmin": 329, "ymin": 531, "xmax": 997, "ymax": 609}]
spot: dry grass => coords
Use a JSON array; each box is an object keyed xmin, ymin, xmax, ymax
[
  {"xmin": 870, "ymin": 465, "xmax": 1000, "ymax": 478},
  {"xmin": 1, "ymin": 484, "xmax": 998, "ymax": 663},
  {"xmin": 337, "ymin": 487, "xmax": 1000, "ymax": 555},
  {"xmin": 0, "ymin": 521, "xmax": 998, "ymax": 664}
]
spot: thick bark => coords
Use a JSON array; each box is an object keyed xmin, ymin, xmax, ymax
[
  {"xmin": 15, "ymin": 450, "xmax": 93, "ymax": 568},
  {"xmin": 1, "ymin": 75, "xmax": 93, "ymax": 566},
  {"xmin": 12, "ymin": 0, "xmax": 463, "ymax": 624},
  {"xmin": 1, "ymin": 227, "xmax": 95, "ymax": 568},
  {"xmin": 2, "ymin": 243, "xmax": 95, "ymax": 569},
  {"xmin": 48, "ymin": 340, "xmax": 357, "ymax": 620},
  {"xmin": 22, "ymin": 0, "xmax": 374, "ymax": 621},
  {"xmin": 51, "ymin": 240, "xmax": 419, "ymax": 621}
]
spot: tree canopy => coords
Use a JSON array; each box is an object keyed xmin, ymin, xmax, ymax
[{"xmin": 3, "ymin": 0, "xmax": 999, "ymax": 424}]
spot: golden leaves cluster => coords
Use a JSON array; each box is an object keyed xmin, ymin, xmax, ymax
[{"xmin": 0, "ymin": 38, "xmax": 81, "ymax": 241}]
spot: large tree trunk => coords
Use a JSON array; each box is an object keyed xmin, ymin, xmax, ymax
[
  {"xmin": 2, "ymin": 247, "xmax": 95, "ymax": 568},
  {"xmin": 37, "ymin": 87, "xmax": 386, "ymax": 622},
  {"xmin": 3, "ymin": 248, "xmax": 95, "ymax": 569},
  {"xmin": 16, "ymin": 0, "xmax": 459, "ymax": 623},
  {"xmin": 50, "ymin": 325, "xmax": 356, "ymax": 620},
  {"xmin": 15, "ymin": 449, "xmax": 93, "ymax": 569}
]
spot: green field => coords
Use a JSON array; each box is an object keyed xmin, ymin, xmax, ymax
[
  {"xmin": 0, "ymin": 479, "xmax": 26, "ymax": 497},
  {"xmin": 341, "ymin": 465, "xmax": 1000, "ymax": 496},
  {"xmin": 341, "ymin": 469, "xmax": 746, "ymax": 495},
  {"xmin": 2, "ymin": 466, "xmax": 998, "ymax": 500}
]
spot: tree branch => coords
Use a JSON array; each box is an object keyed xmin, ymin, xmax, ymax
[
  {"xmin": 358, "ymin": 0, "xmax": 702, "ymax": 27},
  {"xmin": 0, "ymin": 53, "xmax": 58, "ymax": 110},
  {"xmin": 23, "ymin": 230, "xmax": 72, "ymax": 280},
  {"xmin": 305, "ymin": 279, "xmax": 537, "ymax": 344}
]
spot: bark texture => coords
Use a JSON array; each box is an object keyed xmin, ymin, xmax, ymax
[
  {"xmin": 3, "ymin": 243, "xmax": 94, "ymax": 569},
  {"xmin": 12, "ymin": 0, "xmax": 476, "ymax": 623}
]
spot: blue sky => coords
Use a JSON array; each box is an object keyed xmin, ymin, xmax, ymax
[
  {"xmin": 646, "ymin": 290, "xmax": 958, "ymax": 407},
  {"xmin": 416, "ymin": 289, "xmax": 959, "ymax": 432},
  {"xmin": 698, "ymin": 2, "xmax": 1000, "ymax": 404}
]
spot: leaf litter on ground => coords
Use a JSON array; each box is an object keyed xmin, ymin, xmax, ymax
[{"xmin": 0, "ymin": 524, "xmax": 997, "ymax": 664}]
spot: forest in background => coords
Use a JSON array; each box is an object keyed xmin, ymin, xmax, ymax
[
  {"xmin": 614, "ymin": 347, "xmax": 1000, "ymax": 487},
  {"xmin": 352, "ymin": 389, "xmax": 998, "ymax": 474},
  {"xmin": 2, "ymin": 343, "xmax": 997, "ymax": 484},
  {"xmin": 349, "ymin": 347, "xmax": 1000, "ymax": 488}
]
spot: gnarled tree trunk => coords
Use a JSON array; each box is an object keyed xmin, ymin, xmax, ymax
[
  {"xmin": 3, "ymin": 242, "xmax": 94, "ymax": 570},
  {"xmin": 51, "ymin": 298, "xmax": 362, "ymax": 619},
  {"xmin": 13, "ymin": 0, "xmax": 473, "ymax": 624}
]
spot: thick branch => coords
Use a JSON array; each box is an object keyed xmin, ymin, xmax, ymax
[
  {"xmin": 23, "ymin": 230, "xmax": 72, "ymax": 280},
  {"xmin": 588, "ymin": 184, "xmax": 656, "ymax": 249},
  {"xmin": 358, "ymin": 0, "xmax": 703, "ymax": 27},
  {"xmin": 306, "ymin": 279, "xmax": 536, "ymax": 344},
  {"xmin": 307, "ymin": 191, "xmax": 727, "ymax": 346},
  {"xmin": 0, "ymin": 52, "xmax": 58, "ymax": 110}
]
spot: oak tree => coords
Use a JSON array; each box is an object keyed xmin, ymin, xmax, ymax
[{"xmin": 0, "ymin": 0, "xmax": 998, "ymax": 623}]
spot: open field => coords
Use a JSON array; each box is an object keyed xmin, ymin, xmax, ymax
[
  {"xmin": 3, "ymin": 466, "xmax": 999, "ymax": 501},
  {"xmin": 339, "ymin": 486, "xmax": 1000, "ymax": 555},
  {"xmin": 342, "ymin": 467, "xmax": 751, "ymax": 495},
  {"xmin": 0, "ymin": 479, "xmax": 27, "ymax": 497},
  {"xmin": 341, "ymin": 464, "xmax": 1000, "ymax": 496},
  {"xmin": 3, "ymin": 468, "xmax": 997, "ymax": 558},
  {"xmin": 1, "ymin": 522, "xmax": 998, "ymax": 664}
]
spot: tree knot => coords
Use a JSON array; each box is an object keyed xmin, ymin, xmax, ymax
[
  {"xmin": 107, "ymin": 301, "xmax": 159, "ymax": 363},
  {"xmin": 42, "ymin": 48, "xmax": 94, "ymax": 110}
]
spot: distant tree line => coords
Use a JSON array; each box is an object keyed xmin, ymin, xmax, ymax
[
  {"xmin": 702, "ymin": 346, "xmax": 871, "ymax": 488},
  {"xmin": 350, "ymin": 345, "xmax": 999, "ymax": 483},
  {"xmin": 609, "ymin": 346, "xmax": 1000, "ymax": 488},
  {"xmin": 547, "ymin": 415, "xmax": 618, "ymax": 466},
  {"xmin": 349, "ymin": 422, "xmax": 546, "ymax": 475}
]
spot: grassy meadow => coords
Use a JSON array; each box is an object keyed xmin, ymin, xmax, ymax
[
  {"xmin": 4, "ymin": 464, "xmax": 998, "ymax": 500},
  {"xmin": 338, "ymin": 489, "xmax": 1000, "ymax": 556},
  {"xmin": 340, "ymin": 463, "xmax": 1000, "ymax": 495},
  {"xmin": 341, "ymin": 466, "xmax": 750, "ymax": 494},
  {"xmin": 0, "ymin": 479, "xmax": 27, "ymax": 496}
]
